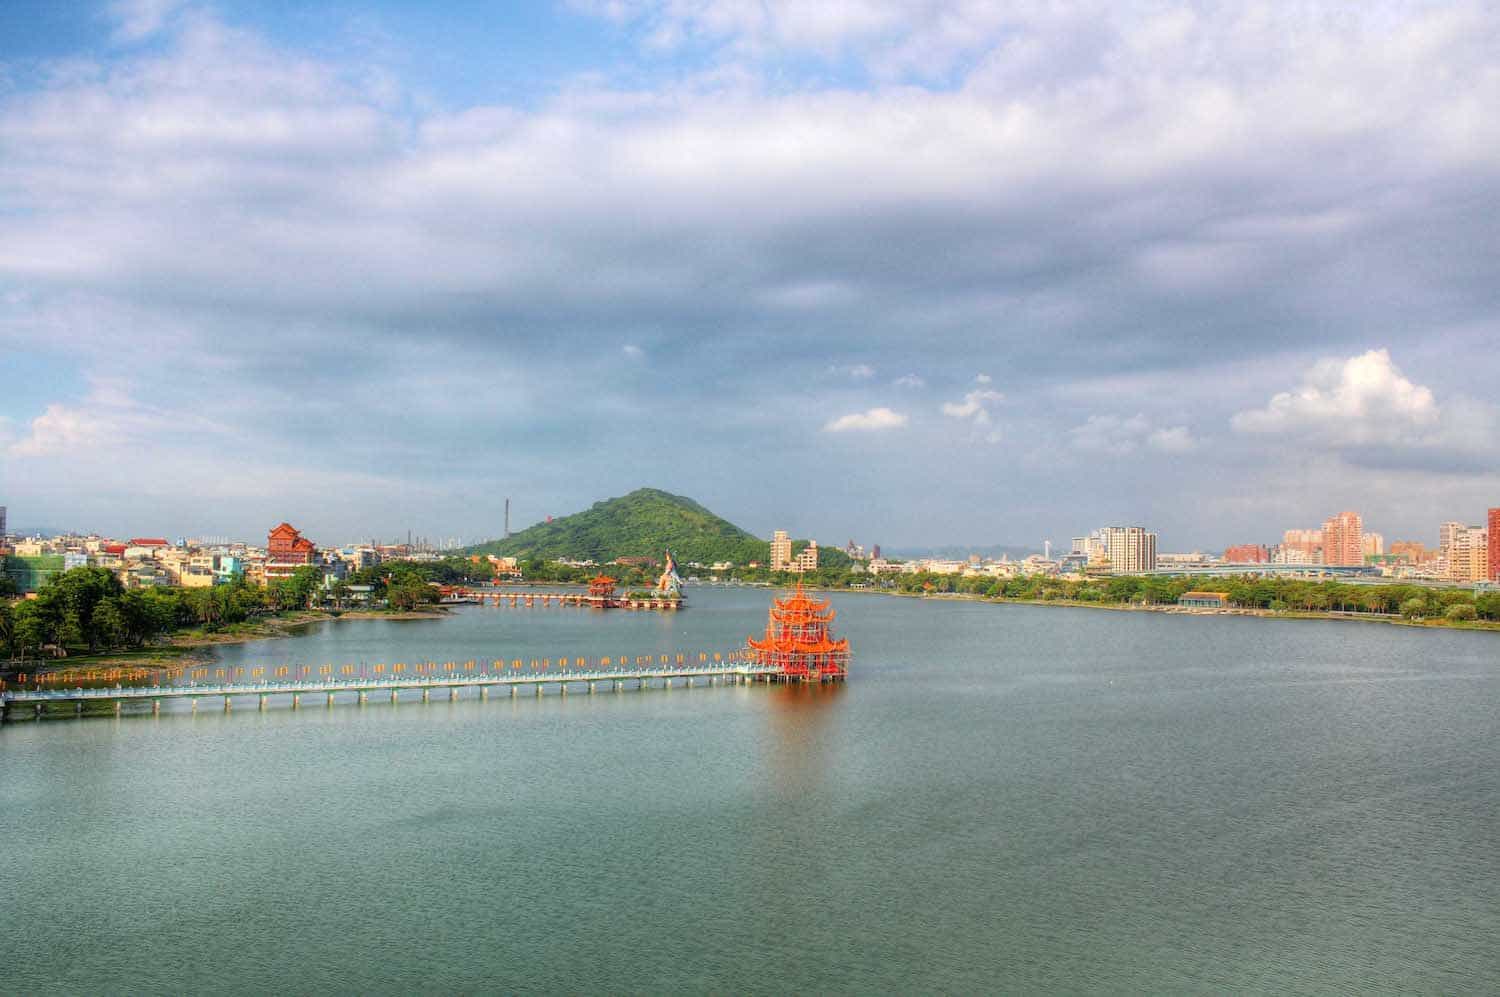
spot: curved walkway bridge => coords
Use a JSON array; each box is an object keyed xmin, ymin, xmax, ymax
[{"xmin": 2, "ymin": 652, "xmax": 790, "ymax": 722}]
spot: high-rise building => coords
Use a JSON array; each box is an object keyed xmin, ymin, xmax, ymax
[
  {"xmin": 1447, "ymin": 526, "xmax": 1489, "ymax": 582},
  {"xmin": 1273, "ymin": 545, "xmax": 1319, "ymax": 565},
  {"xmin": 1439, "ymin": 521, "xmax": 1465, "ymax": 559},
  {"xmin": 1072, "ymin": 533, "xmax": 1108, "ymax": 563},
  {"xmin": 1101, "ymin": 526, "xmax": 1157, "ymax": 573},
  {"xmin": 1282, "ymin": 528, "xmax": 1323, "ymax": 560},
  {"xmin": 1390, "ymin": 541, "xmax": 1433, "ymax": 565},
  {"xmin": 1320, "ymin": 511, "xmax": 1364, "ymax": 567},
  {"xmin": 1223, "ymin": 543, "xmax": 1269, "ymax": 563},
  {"xmin": 770, "ymin": 530, "xmax": 792, "ymax": 572},
  {"xmin": 1361, "ymin": 532, "xmax": 1384, "ymax": 558},
  {"xmin": 0, "ymin": 505, "xmax": 6, "ymax": 537},
  {"xmin": 1490, "ymin": 509, "xmax": 1500, "ymax": 581}
]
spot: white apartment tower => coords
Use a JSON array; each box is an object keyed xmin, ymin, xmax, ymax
[
  {"xmin": 770, "ymin": 530, "xmax": 793, "ymax": 572},
  {"xmin": 1102, "ymin": 526, "xmax": 1158, "ymax": 574},
  {"xmin": 1446, "ymin": 526, "xmax": 1489, "ymax": 582}
]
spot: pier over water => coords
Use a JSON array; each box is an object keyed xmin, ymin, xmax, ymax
[{"xmin": 0, "ymin": 649, "xmax": 790, "ymax": 721}]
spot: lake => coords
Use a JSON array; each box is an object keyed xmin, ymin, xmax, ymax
[{"xmin": 3, "ymin": 588, "xmax": 1498, "ymax": 992}]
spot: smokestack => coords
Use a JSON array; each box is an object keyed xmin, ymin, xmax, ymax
[{"xmin": 504, "ymin": 498, "xmax": 511, "ymax": 539}]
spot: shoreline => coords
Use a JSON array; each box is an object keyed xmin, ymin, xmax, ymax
[
  {"xmin": 20, "ymin": 607, "xmax": 451, "ymax": 673},
  {"xmin": 846, "ymin": 587, "xmax": 1500, "ymax": 633}
]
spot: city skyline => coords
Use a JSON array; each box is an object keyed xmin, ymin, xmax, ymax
[{"xmin": 4, "ymin": 3, "xmax": 1500, "ymax": 547}]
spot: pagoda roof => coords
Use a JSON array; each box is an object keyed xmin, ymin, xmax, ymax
[{"xmin": 748, "ymin": 636, "xmax": 849, "ymax": 654}]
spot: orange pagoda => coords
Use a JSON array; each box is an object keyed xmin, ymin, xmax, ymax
[{"xmin": 747, "ymin": 581, "xmax": 851, "ymax": 683}]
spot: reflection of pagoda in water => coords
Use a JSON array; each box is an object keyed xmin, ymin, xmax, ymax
[{"xmin": 747, "ymin": 581, "xmax": 850, "ymax": 683}]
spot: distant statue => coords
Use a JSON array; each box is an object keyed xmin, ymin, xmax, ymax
[{"xmin": 656, "ymin": 549, "xmax": 683, "ymax": 597}]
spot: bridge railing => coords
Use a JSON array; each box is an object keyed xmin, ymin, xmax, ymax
[{"xmin": 2, "ymin": 648, "xmax": 762, "ymax": 695}]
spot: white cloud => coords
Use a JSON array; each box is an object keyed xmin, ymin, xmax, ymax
[
  {"xmin": 1229, "ymin": 347, "xmax": 1500, "ymax": 472},
  {"xmin": 941, "ymin": 389, "xmax": 1003, "ymax": 423},
  {"xmin": 894, "ymin": 374, "xmax": 925, "ymax": 388},
  {"xmin": 1147, "ymin": 426, "xmax": 1198, "ymax": 453},
  {"xmin": 7, "ymin": 403, "xmax": 112, "ymax": 458},
  {"xmin": 1069, "ymin": 413, "xmax": 1197, "ymax": 454},
  {"xmin": 850, "ymin": 363, "xmax": 875, "ymax": 379},
  {"xmin": 1069, "ymin": 413, "xmax": 1149, "ymax": 452},
  {"xmin": 1231, "ymin": 348, "xmax": 1438, "ymax": 445},
  {"xmin": 622, "ymin": 343, "xmax": 644, "ymax": 358},
  {"xmin": 974, "ymin": 373, "xmax": 992, "ymax": 384},
  {"xmin": 108, "ymin": 0, "xmax": 191, "ymax": 43},
  {"xmin": 823, "ymin": 407, "xmax": 908, "ymax": 432}
]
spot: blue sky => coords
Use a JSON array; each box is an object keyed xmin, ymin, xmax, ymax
[{"xmin": 2, "ymin": 1, "xmax": 1499, "ymax": 549}]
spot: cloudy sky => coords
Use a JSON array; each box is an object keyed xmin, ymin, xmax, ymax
[{"xmin": 2, "ymin": 0, "xmax": 1499, "ymax": 550}]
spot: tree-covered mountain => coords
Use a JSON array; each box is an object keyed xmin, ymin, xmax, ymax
[{"xmin": 465, "ymin": 488, "xmax": 772, "ymax": 565}]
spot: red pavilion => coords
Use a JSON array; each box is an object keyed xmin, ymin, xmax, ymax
[{"xmin": 747, "ymin": 580, "xmax": 851, "ymax": 683}]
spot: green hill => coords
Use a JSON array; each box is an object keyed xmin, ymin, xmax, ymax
[{"xmin": 466, "ymin": 488, "xmax": 770, "ymax": 565}]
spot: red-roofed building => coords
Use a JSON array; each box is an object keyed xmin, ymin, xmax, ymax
[
  {"xmin": 129, "ymin": 538, "xmax": 170, "ymax": 548},
  {"xmin": 265, "ymin": 522, "xmax": 318, "ymax": 584}
]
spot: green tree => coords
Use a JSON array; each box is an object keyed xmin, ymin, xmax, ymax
[
  {"xmin": 1445, "ymin": 603, "xmax": 1477, "ymax": 622},
  {"xmin": 93, "ymin": 598, "xmax": 129, "ymax": 649},
  {"xmin": 11, "ymin": 601, "xmax": 49, "ymax": 659},
  {"xmin": 387, "ymin": 577, "xmax": 437, "ymax": 612},
  {"xmin": 0, "ymin": 600, "xmax": 13, "ymax": 659},
  {"xmin": 1400, "ymin": 597, "xmax": 1428, "ymax": 620}
]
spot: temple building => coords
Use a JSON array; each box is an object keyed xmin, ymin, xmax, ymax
[
  {"xmin": 265, "ymin": 521, "xmax": 317, "ymax": 584},
  {"xmin": 747, "ymin": 580, "xmax": 850, "ymax": 683}
]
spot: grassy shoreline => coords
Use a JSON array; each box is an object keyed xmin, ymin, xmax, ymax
[
  {"xmin": 854, "ymin": 587, "xmax": 1500, "ymax": 633},
  {"xmin": 18, "ymin": 607, "xmax": 450, "ymax": 672},
  {"xmin": 876, "ymin": 587, "xmax": 1500, "ymax": 632}
]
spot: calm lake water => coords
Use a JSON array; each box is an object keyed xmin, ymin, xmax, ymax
[{"xmin": 4, "ymin": 589, "xmax": 1499, "ymax": 993}]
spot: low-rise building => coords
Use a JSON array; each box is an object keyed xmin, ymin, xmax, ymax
[
  {"xmin": 791, "ymin": 541, "xmax": 819, "ymax": 573},
  {"xmin": 179, "ymin": 566, "xmax": 216, "ymax": 588}
]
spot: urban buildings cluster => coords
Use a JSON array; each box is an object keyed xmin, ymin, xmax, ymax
[
  {"xmin": 826, "ymin": 507, "xmax": 1500, "ymax": 588},
  {"xmin": 769, "ymin": 530, "xmax": 820, "ymax": 573},
  {"xmin": 7, "ymin": 502, "xmax": 1500, "ymax": 595},
  {"xmin": 0, "ymin": 517, "xmax": 465, "ymax": 595},
  {"xmin": 1220, "ymin": 507, "xmax": 1500, "ymax": 583}
]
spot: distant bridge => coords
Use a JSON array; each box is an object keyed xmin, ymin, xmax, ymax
[
  {"xmin": 2, "ymin": 651, "xmax": 785, "ymax": 722},
  {"xmin": 442, "ymin": 588, "xmax": 680, "ymax": 610},
  {"xmin": 1138, "ymin": 564, "xmax": 1385, "ymax": 579}
]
